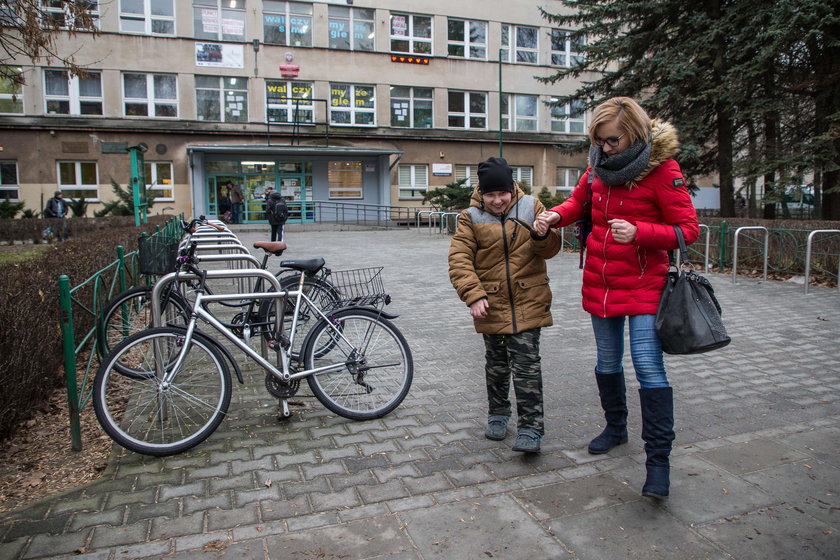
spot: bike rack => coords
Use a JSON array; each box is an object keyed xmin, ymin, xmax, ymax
[
  {"xmin": 697, "ymin": 224, "xmax": 711, "ymax": 272},
  {"xmin": 415, "ymin": 210, "xmax": 437, "ymax": 230},
  {"xmin": 804, "ymin": 229, "xmax": 840, "ymax": 294},
  {"xmin": 732, "ymin": 226, "xmax": 769, "ymax": 284},
  {"xmin": 441, "ymin": 212, "xmax": 460, "ymax": 233}
]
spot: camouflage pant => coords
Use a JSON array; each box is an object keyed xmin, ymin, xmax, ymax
[{"xmin": 482, "ymin": 328, "xmax": 544, "ymax": 434}]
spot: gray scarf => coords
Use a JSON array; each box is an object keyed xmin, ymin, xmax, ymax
[{"xmin": 588, "ymin": 138, "xmax": 652, "ymax": 186}]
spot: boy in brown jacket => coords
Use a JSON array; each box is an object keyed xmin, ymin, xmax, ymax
[{"xmin": 448, "ymin": 157, "xmax": 561, "ymax": 452}]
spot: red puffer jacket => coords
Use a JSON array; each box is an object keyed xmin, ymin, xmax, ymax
[{"xmin": 549, "ymin": 120, "xmax": 699, "ymax": 317}]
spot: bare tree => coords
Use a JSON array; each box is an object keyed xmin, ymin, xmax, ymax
[{"xmin": 0, "ymin": 0, "xmax": 99, "ymax": 86}]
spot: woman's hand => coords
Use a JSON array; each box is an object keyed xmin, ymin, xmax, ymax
[
  {"xmin": 533, "ymin": 211, "xmax": 560, "ymax": 236},
  {"xmin": 608, "ymin": 218, "xmax": 637, "ymax": 244},
  {"xmin": 469, "ymin": 298, "xmax": 489, "ymax": 318}
]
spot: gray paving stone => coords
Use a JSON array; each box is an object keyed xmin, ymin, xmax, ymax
[
  {"xmin": 266, "ymin": 515, "xmax": 412, "ymax": 558},
  {"xmin": 357, "ymin": 480, "xmax": 410, "ymax": 504},
  {"xmin": 206, "ymin": 503, "xmax": 261, "ymax": 532},
  {"xmin": 515, "ymin": 473, "xmax": 639, "ymax": 520},
  {"xmin": 309, "ymin": 487, "xmax": 361, "ymax": 512},
  {"xmin": 89, "ymin": 520, "xmax": 150, "ymax": 549},
  {"xmin": 697, "ymin": 439, "xmax": 810, "ymax": 474},
  {"xmin": 149, "ymin": 513, "xmax": 205, "ymax": 541},
  {"xmin": 742, "ymin": 460, "xmax": 840, "ymax": 526}
]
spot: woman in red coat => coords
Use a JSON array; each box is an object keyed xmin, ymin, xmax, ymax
[{"xmin": 535, "ymin": 97, "xmax": 699, "ymax": 499}]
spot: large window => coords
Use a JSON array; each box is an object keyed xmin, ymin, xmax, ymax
[
  {"xmin": 196, "ymin": 76, "xmax": 247, "ymax": 122},
  {"xmin": 42, "ymin": 0, "xmax": 100, "ymax": 30},
  {"xmin": 0, "ymin": 162, "xmax": 19, "ymax": 201},
  {"xmin": 266, "ymin": 80, "xmax": 313, "ymax": 124},
  {"xmin": 390, "ymin": 13, "xmax": 431, "ymax": 54},
  {"xmin": 0, "ymin": 67, "xmax": 23, "ymax": 114},
  {"xmin": 328, "ymin": 161, "xmax": 363, "ymax": 199},
  {"xmin": 455, "ymin": 164, "xmax": 478, "ymax": 188},
  {"xmin": 551, "ymin": 29, "xmax": 585, "ymax": 67},
  {"xmin": 550, "ymin": 100, "xmax": 586, "ymax": 134},
  {"xmin": 501, "ymin": 24, "xmax": 538, "ymax": 64},
  {"xmin": 328, "ymin": 6, "xmax": 374, "ymax": 51},
  {"xmin": 44, "ymin": 69, "xmax": 102, "ymax": 115},
  {"xmin": 501, "ymin": 94, "xmax": 537, "ymax": 132},
  {"xmin": 390, "ymin": 86, "xmax": 432, "ymax": 128},
  {"xmin": 58, "ymin": 161, "xmax": 98, "ymax": 200},
  {"xmin": 192, "ymin": 0, "xmax": 245, "ymax": 41},
  {"xmin": 511, "ymin": 166, "xmax": 533, "ymax": 187},
  {"xmin": 146, "ymin": 161, "xmax": 174, "ymax": 200},
  {"xmin": 263, "ymin": 1, "xmax": 312, "ymax": 47},
  {"xmin": 448, "ymin": 91, "xmax": 487, "ymax": 129},
  {"xmin": 266, "ymin": 80, "xmax": 313, "ymax": 123},
  {"xmin": 330, "ymin": 83, "xmax": 375, "ymax": 126},
  {"xmin": 556, "ymin": 166, "xmax": 581, "ymax": 193},
  {"xmin": 120, "ymin": 0, "xmax": 175, "ymax": 35},
  {"xmin": 447, "ymin": 19, "xmax": 486, "ymax": 59},
  {"xmin": 398, "ymin": 164, "xmax": 428, "ymax": 200},
  {"xmin": 123, "ymin": 73, "xmax": 178, "ymax": 117}
]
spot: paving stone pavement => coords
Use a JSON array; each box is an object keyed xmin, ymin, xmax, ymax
[{"xmin": 2, "ymin": 225, "xmax": 840, "ymax": 560}]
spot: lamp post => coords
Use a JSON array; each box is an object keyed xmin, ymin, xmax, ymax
[{"xmin": 498, "ymin": 48, "xmax": 504, "ymax": 158}]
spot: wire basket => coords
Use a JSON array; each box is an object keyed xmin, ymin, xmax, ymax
[
  {"xmin": 327, "ymin": 267, "xmax": 389, "ymax": 308},
  {"xmin": 138, "ymin": 236, "xmax": 180, "ymax": 276}
]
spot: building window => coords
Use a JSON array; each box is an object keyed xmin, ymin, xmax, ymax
[
  {"xmin": 0, "ymin": 67, "xmax": 23, "ymax": 114},
  {"xmin": 58, "ymin": 161, "xmax": 98, "ymax": 200},
  {"xmin": 42, "ymin": 0, "xmax": 100, "ymax": 30},
  {"xmin": 455, "ymin": 164, "xmax": 478, "ymax": 188},
  {"xmin": 120, "ymin": 0, "xmax": 175, "ymax": 35},
  {"xmin": 44, "ymin": 69, "xmax": 102, "ymax": 115},
  {"xmin": 501, "ymin": 24, "xmax": 538, "ymax": 64},
  {"xmin": 196, "ymin": 76, "xmax": 247, "ymax": 122},
  {"xmin": 551, "ymin": 29, "xmax": 585, "ymax": 67},
  {"xmin": 266, "ymin": 80, "xmax": 313, "ymax": 124},
  {"xmin": 390, "ymin": 13, "xmax": 432, "ymax": 55},
  {"xmin": 512, "ymin": 166, "xmax": 533, "ymax": 187},
  {"xmin": 192, "ymin": 0, "xmax": 245, "ymax": 42},
  {"xmin": 398, "ymin": 164, "xmax": 428, "ymax": 200},
  {"xmin": 390, "ymin": 86, "xmax": 432, "ymax": 128},
  {"xmin": 328, "ymin": 6, "xmax": 374, "ymax": 51},
  {"xmin": 448, "ymin": 91, "xmax": 487, "ymax": 129},
  {"xmin": 330, "ymin": 83, "xmax": 375, "ymax": 126},
  {"xmin": 447, "ymin": 18, "xmax": 486, "ymax": 59},
  {"xmin": 0, "ymin": 162, "xmax": 19, "ymax": 201},
  {"xmin": 556, "ymin": 166, "xmax": 581, "ymax": 194},
  {"xmin": 550, "ymin": 100, "xmax": 586, "ymax": 134},
  {"xmin": 146, "ymin": 161, "xmax": 174, "ymax": 200},
  {"xmin": 501, "ymin": 94, "xmax": 537, "ymax": 132},
  {"xmin": 328, "ymin": 161, "xmax": 363, "ymax": 199},
  {"xmin": 123, "ymin": 73, "xmax": 178, "ymax": 117},
  {"xmin": 263, "ymin": 1, "xmax": 312, "ymax": 47}
]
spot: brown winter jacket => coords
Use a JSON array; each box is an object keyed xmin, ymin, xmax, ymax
[{"xmin": 448, "ymin": 185, "xmax": 561, "ymax": 334}]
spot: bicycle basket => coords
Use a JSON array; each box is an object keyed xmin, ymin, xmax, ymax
[
  {"xmin": 138, "ymin": 236, "xmax": 180, "ymax": 276},
  {"xmin": 328, "ymin": 267, "xmax": 388, "ymax": 308}
]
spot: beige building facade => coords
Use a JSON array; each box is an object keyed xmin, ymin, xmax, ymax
[{"xmin": 0, "ymin": 0, "xmax": 590, "ymax": 223}]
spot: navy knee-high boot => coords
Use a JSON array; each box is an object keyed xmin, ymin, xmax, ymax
[
  {"xmin": 588, "ymin": 371, "xmax": 629, "ymax": 454},
  {"xmin": 639, "ymin": 387, "xmax": 675, "ymax": 499}
]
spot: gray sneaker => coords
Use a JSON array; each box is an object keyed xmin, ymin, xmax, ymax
[
  {"xmin": 485, "ymin": 414, "xmax": 509, "ymax": 441},
  {"xmin": 512, "ymin": 429, "xmax": 542, "ymax": 453}
]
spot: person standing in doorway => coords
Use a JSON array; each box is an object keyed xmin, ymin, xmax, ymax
[
  {"xmin": 43, "ymin": 190, "xmax": 69, "ymax": 241},
  {"xmin": 227, "ymin": 181, "xmax": 244, "ymax": 224}
]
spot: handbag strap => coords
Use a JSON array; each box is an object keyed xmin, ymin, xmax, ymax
[{"xmin": 668, "ymin": 225, "xmax": 691, "ymax": 267}]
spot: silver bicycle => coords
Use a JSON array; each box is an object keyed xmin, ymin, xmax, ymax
[{"xmin": 92, "ymin": 241, "xmax": 413, "ymax": 456}]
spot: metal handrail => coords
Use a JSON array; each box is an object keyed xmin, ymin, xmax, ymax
[
  {"xmin": 804, "ymin": 229, "xmax": 840, "ymax": 294},
  {"xmin": 732, "ymin": 226, "xmax": 769, "ymax": 283}
]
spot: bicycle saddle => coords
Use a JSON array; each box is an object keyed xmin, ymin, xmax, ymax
[
  {"xmin": 253, "ymin": 241, "xmax": 288, "ymax": 255},
  {"xmin": 278, "ymin": 257, "xmax": 326, "ymax": 275}
]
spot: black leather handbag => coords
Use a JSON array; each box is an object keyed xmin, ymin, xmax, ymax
[{"xmin": 655, "ymin": 226, "xmax": 731, "ymax": 354}]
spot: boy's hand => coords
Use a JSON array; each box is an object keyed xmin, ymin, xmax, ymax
[{"xmin": 470, "ymin": 298, "xmax": 489, "ymax": 318}]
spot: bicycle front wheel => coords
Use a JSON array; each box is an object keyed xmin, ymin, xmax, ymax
[
  {"xmin": 304, "ymin": 309, "xmax": 413, "ymax": 420},
  {"xmin": 93, "ymin": 327, "xmax": 232, "ymax": 456}
]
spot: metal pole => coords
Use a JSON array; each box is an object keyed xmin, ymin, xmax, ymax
[
  {"xmin": 498, "ymin": 48, "xmax": 503, "ymax": 158},
  {"xmin": 58, "ymin": 275, "xmax": 83, "ymax": 451}
]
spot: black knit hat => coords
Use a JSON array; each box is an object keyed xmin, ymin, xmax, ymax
[{"xmin": 478, "ymin": 157, "xmax": 514, "ymax": 194}]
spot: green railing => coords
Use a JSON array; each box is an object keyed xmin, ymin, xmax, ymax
[{"xmin": 57, "ymin": 216, "xmax": 183, "ymax": 450}]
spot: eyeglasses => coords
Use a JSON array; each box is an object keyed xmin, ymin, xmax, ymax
[{"xmin": 594, "ymin": 134, "xmax": 625, "ymax": 147}]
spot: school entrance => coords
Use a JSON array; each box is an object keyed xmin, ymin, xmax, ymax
[{"xmin": 187, "ymin": 145, "xmax": 401, "ymax": 224}]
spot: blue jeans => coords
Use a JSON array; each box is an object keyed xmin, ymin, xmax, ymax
[
  {"xmin": 590, "ymin": 314, "xmax": 669, "ymax": 388},
  {"xmin": 231, "ymin": 202, "xmax": 242, "ymax": 223}
]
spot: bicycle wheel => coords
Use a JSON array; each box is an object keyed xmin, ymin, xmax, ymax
[
  {"xmin": 99, "ymin": 285, "xmax": 190, "ymax": 357},
  {"xmin": 303, "ymin": 308, "xmax": 412, "ymax": 420},
  {"xmin": 258, "ymin": 275, "xmax": 341, "ymax": 361},
  {"xmin": 93, "ymin": 327, "xmax": 232, "ymax": 456}
]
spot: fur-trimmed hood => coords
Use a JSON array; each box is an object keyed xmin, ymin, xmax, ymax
[{"xmin": 630, "ymin": 119, "xmax": 680, "ymax": 187}]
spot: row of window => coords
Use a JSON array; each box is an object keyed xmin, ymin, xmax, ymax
[
  {"xmin": 0, "ymin": 159, "xmax": 582, "ymax": 203},
  {"xmin": 33, "ymin": 1, "xmax": 584, "ymax": 65},
  {"xmin": 0, "ymin": 69, "xmax": 586, "ymax": 133}
]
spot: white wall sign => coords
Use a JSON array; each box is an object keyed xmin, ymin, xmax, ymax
[{"xmin": 432, "ymin": 163, "xmax": 452, "ymax": 176}]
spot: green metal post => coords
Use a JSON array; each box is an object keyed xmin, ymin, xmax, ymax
[
  {"xmin": 498, "ymin": 48, "xmax": 504, "ymax": 158},
  {"xmin": 128, "ymin": 144, "xmax": 148, "ymax": 226},
  {"xmin": 116, "ymin": 245, "xmax": 126, "ymax": 294},
  {"xmin": 58, "ymin": 275, "xmax": 83, "ymax": 451},
  {"xmin": 719, "ymin": 220, "xmax": 728, "ymax": 271}
]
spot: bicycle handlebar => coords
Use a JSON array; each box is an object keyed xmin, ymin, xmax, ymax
[{"xmin": 180, "ymin": 215, "xmax": 225, "ymax": 234}]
